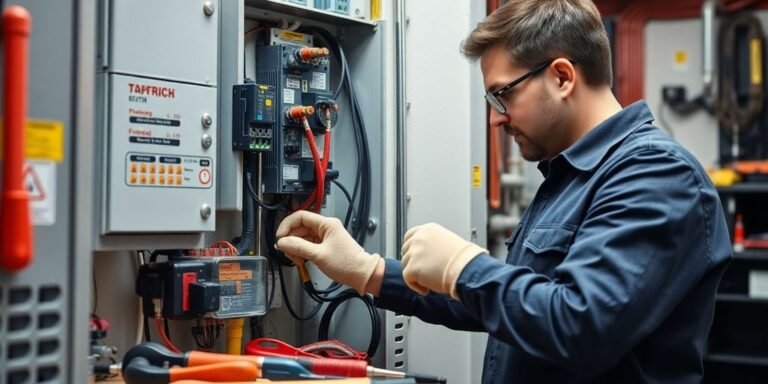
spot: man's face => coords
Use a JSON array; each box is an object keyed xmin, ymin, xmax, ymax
[{"xmin": 481, "ymin": 45, "xmax": 565, "ymax": 162}]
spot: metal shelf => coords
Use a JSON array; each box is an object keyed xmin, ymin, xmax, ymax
[
  {"xmin": 245, "ymin": 0, "xmax": 377, "ymax": 27},
  {"xmin": 717, "ymin": 183, "xmax": 768, "ymax": 194},
  {"xmin": 716, "ymin": 293, "xmax": 768, "ymax": 304},
  {"xmin": 707, "ymin": 353, "xmax": 768, "ymax": 367},
  {"xmin": 734, "ymin": 250, "xmax": 768, "ymax": 262}
]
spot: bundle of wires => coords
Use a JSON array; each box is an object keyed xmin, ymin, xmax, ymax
[
  {"xmin": 253, "ymin": 26, "xmax": 379, "ymax": 357},
  {"xmin": 300, "ymin": 26, "xmax": 373, "ymax": 245},
  {"xmin": 192, "ymin": 319, "xmax": 223, "ymax": 350}
]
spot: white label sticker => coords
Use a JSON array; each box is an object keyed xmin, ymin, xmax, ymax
[
  {"xmin": 301, "ymin": 134, "xmax": 326, "ymax": 158},
  {"xmin": 283, "ymin": 88, "xmax": 295, "ymax": 104},
  {"xmin": 24, "ymin": 161, "xmax": 56, "ymax": 225},
  {"xmin": 311, "ymin": 72, "xmax": 327, "ymax": 90},
  {"xmin": 749, "ymin": 270, "xmax": 768, "ymax": 299},
  {"xmin": 283, "ymin": 164, "xmax": 300, "ymax": 181},
  {"xmin": 286, "ymin": 78, "xmax": 301, "ymax": 89}
]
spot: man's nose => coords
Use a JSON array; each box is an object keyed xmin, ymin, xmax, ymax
[{"xmin": 488, "ymin": 108, "xmax": 510, "ymax": 130}]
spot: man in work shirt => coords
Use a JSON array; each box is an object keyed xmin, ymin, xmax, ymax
[{"xmin": 276, "ymin": 0, "xmax": 732, "ymax": 382}]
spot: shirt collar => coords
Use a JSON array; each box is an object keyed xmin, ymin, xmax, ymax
[{"xmin": 552, "ymin": 100, "xmax": 655, "ymax": 172}]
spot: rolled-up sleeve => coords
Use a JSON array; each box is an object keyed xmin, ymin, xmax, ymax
[
  {"xmin": 455, "ymin": 147, "xmax": 718, "ymax": 374},
  {"xmin": 375, "ymin": 258, "xmax": 485, "ymax": 332}
]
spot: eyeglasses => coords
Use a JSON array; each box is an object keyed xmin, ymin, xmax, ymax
[{"xmin": 484, "ymin": 59, "xmax": 555, "ymax": 114}]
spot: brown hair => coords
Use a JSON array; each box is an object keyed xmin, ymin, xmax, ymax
[{"xmin": 461, "ymin": 0, "xmax": 612, "ymax": 87}]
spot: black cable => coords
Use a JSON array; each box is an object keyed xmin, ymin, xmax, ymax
[
  {"xmin": 265, "ymin": 209, "xmax": 294, "ymax": 267},
  {"xmin": 235, "ymin": 153, "xmax": 257, "ymax": 255},
  {"xmin": 267, "ymin": 251, "xmax": 276, "ymax": 309},
  {"xmin": 246, "ymin": 172, "xmax": 286, "ymax": 210},
  {"xmin": 306, "ymin": 281, "xmax": 342, "ymax": 297},
  {"xmin": 331, "ymin": 179, "xmax": 354, "ymax": 227},
  {"xmin": 143, "ymin": 316, "xmax": 151, "ymax": 342},
  {"xmin": 250, "ymin": 252, "xmax": 279, "ymax": 339},
  {"xmin": 276, "ymin": 263, "xmax": 323, "ymax": 320},
  {"xmin": 318, "ymin": 289, "xmax": 380, "ymax": 358}
]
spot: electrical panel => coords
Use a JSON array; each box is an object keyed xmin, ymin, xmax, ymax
[
  {"xmin": 98, "ymin": 0, "xmax": 218, "ymax": 233},
  {"xmin": 233, "ymin": 38, "xmax": 338, "ymax": 195}
]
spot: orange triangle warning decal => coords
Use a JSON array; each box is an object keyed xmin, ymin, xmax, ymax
[{"xmin": 23, "ymin": 165, "xmax": 46, "ymax": 202}]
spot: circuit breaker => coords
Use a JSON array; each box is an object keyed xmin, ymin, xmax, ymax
[
  {"xmin": 136, "ymin": 256, "xmax": 268, "ymax": 320},
  {"xmin": 98, "ymin": 0, "xmax": 218, "ymax": 233}
]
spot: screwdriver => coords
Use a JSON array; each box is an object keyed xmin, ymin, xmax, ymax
[
  {"xmin": 247, "ymin": 338, "xmax": 445, "ymax": 383},
  {"xmin": 124, "ymin": 342, "xmax": 446, "ymax": 384},
  {"xmin": 174, "ymin": 379, "xmax": 416, "ymax": 384},
  {"xmin": 122, "ymin": 343, "xmax": 320, "ymax": 383}
]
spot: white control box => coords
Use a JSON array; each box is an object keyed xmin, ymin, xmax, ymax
[{"xmin": 104, "ymin": 75, "xmax": 217, "ymax": 233}]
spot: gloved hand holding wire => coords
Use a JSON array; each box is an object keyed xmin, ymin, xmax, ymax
[
  {"xmin": 401, "ymin": 223, "xmax": 488, "ymax": 299},
  {"xmin": 276, "ymin": 210, "xmax": 382, "ymax": 295}
]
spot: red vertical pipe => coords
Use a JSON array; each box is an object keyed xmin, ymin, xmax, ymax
[{"xmin": 1, "ymin": 6, "xmax": 33, "ymax": 272}]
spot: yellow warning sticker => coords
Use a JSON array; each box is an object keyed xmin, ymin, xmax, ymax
[
  {"xmin": 0, "ymin": 119, "xmax": 64, "ymax": 162},
  {"xmin": 280, "ymin": 31, "xmax": 306, "ymax": 43},
  {"xmin": 752, "ymin": 39, "xmax": 763, "ymax": 85},
  {"xmin": 674, "ymin": 50, "xmax": 688, "ymax": 66},
  {"xmin": 371, "ymin": 0, "xmax": 381, "ymax": 20},
  {"xmin": 472, "ymin": 165, "xmax": 482, "ymax": 188}
]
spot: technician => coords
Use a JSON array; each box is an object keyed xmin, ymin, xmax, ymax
[{"xmin": 276, "ymin": 0, "xmax": 732, "ymax": 382}]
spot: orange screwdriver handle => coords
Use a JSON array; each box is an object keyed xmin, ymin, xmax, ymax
[
  {"xmin": 169, "ymin": 361, "xmax": 260, "ymax": 383},
  {"xmin": 0, "ymin": 6, "xmax": 33, "ymax": 272},
  {"xmin": 187, "ymin": 350, "xmax": 262, "ymax": 367}
]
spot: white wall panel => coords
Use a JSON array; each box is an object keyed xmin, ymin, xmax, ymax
[{"xmin": 403, "ymin": 1, "xmax": 487, "ymax": 382}]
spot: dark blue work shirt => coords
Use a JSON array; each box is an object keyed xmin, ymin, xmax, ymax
[{"xmin": 375, "ymin": 101, "xmax": 732, "ymax": 383}]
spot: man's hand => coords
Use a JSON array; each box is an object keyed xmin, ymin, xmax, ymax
[
  {"xmin": 401, "ymin": 223, "xmax": 488, "ymax": 298},
  {"xmin": 276, "ymin": 210, "xmax": 381, "ymax": 295}
]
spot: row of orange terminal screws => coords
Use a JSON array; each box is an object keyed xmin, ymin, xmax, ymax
[
  {"xmin": 129, "ymin": 174, "xmax": 184, "ymax": 186},
  {"xmin": 130, "ymin": 163, "xmax": 183, "ymax": 175}
]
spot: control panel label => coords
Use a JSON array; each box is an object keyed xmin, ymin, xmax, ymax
[
  {"xmin": 125, "ymin": 152, "xmax": 213, "ymax": 189},
  {"xmin": 286, "ymin": 78, "xmax": 301, "ymax": 89},
  {"xmin": 311, "ymin": 72, "xmax": 327, "ymax": 90},
  {"xmin": 283, "ymin": 165, "xmax": 299, "ymax": 181},
  {"xmin": 283, "ymin": 88, "xmax": 295, "ymax": 104}
]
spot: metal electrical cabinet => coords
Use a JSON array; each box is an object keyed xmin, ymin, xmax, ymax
[
  {"xmin": 0, "ymin": 1, "xmax": 94, "ymax": 383},
  {"xmin": 0, "ymin": 0, "xmax": 484, "ymax": 383},
  {"xmin": 97, "ymin": 0, "xmax": 219, "ymax": 234}
]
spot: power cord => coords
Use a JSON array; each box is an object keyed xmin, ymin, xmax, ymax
[{"xmin": 318, "ymin": 289, "xmax": 381, "ymax": 358}]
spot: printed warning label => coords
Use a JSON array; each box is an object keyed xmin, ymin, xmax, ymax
[{"xmin": 23, "ymin": 161, "xmax": 56, "ymax": 225}]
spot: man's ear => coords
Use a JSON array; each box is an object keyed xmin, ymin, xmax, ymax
[{"xmin": 550, "ymin": 58, "xmax": 576, "ymax": 98}]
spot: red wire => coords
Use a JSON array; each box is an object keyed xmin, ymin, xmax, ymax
[
  {"xmin": 298, "ymin": 117, "xmax": 325, "ymax": 212},
  {"xmin": 155, "ymin": 317, "xmax": 181, "ymax": 353},
  {"xmin": 296, "ymin": 110, "xmax": 334, "ymax": 213}
]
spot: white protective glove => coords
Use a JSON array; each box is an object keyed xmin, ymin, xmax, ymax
[
  {"xmin": 276, "ymin": 210, "xmax": 381, "ymax": 295},
  {"xmin": 401, "ymin": 223, "xmax": 488, "ymax": 298}
]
